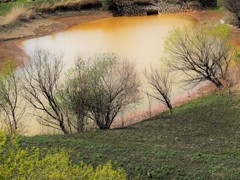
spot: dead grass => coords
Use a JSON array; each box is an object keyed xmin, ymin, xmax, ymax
[
  {"xmin": 0, "ymin": 6, "xmax": 36, "ymax": 26},
  {"xmin": 0, "ymin": 6, "xmax": 26, "ymax": 25},
  {"xmin": 40, "ymin": 0, "xmax": 102, "ymax": 12}
]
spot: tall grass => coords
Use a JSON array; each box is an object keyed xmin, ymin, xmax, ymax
[{"xmin": 0, "ymin": 5, "xmax": 36, "ymax": 26}]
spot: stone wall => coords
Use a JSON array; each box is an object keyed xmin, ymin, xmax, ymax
[
  {"xmin": 110, "ymin": 1, "xmax": 146, "ymax": 16},
  {"xmin": 109, "ymin": 0, "xmax": 218, "ymax": 16},
  {"xmin": 109, "ymin": 0, "xmax": 187, "ymax": 16}
]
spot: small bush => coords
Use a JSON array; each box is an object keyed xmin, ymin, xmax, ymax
[{"xmin": 0, "ymin": 132, "xmax": 127, "ymax": 179}]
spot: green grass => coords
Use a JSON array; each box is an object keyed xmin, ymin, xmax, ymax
[{"xmin": 20, "ymin": 92, "xmax": 240, "ymax": 179}]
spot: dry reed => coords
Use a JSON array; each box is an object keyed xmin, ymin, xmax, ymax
[{"xmin": 0, "ymin": 6, "xmax": 36, "ymax": 26}]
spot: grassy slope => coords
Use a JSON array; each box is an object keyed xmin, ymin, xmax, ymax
[{"xmin": 20, "ymin": 92, "xmax": 240, "ymax": 179}]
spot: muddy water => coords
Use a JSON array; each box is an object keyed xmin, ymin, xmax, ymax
[{"xmin": 21, "ymin": 14, "xmax": 196, "ymax": 135}]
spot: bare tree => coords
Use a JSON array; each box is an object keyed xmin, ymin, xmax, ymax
[
  {"xmin": 0, "ymin": 62, "xmax": 26, "ymax": 134},
  {"xmin": 21, "ymin": 49, "xmax": 70, "ymax": 134},
  {"xmin": 224, "ymin": 0, "xmax": 240, "ymax": 28},
  {"xmin": 145, "ymin": 67, "xmax": 173, "ymax": 113},
  {"xmin": 165, "ymin": 24, "xmax": 234, "ymax": 89},
  {"xmin": 86, "ymin": 54, "xmax": 141, "ymax": 129}
]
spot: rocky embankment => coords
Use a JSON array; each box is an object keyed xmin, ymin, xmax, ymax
[{"xmin": 109, "ymin": 0, "xmax": 200, "ymax": 16}]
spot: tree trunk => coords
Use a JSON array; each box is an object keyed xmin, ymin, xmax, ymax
[
  {"xmin": 163, "ymin": 95, "xmax": 173, "ymax": 114},
  {"xmin": 98, "ymin": 124, "xmax": 109, "ymax": 129},
  {"xmin": 59, "ymin": 120, "xmax": 68, "ymax": 134},
  {"xmin": 238, "ymin": 16, "xmax": 240, "ymax": 28},
  {"xmin": 99, "ymin": 126, "xmax": 109, "ymax": 129},
  {"xmin": 76, "ymin": 106, "xmax": 85, "ymax": 132},
  {"xmin": 96, "ymin": 115, "xmax": 109, "ymax": 129},
  {"xmin": 77, "ymin": 115, "xmax": 84, "ymax": 132},
  {"xmin": 9, "ymin": 122, "xmax": 13, "ymax": 135},
  {"xmin": 211, "ymin": 78, "xmax": 224, "ymax": 89},
  {"xmin": 167, "ymin": 101, "xmax": 173, "ymax": 114},
  {"xmin": 12, "ymin": 113, "xmax": 18, "ymax": 132}
]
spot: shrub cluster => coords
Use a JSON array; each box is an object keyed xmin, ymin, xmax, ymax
[{"xmin": 0, "ymin": 131, "xmax": 127, "ymax": 179}]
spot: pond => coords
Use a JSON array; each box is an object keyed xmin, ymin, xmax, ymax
[{"xmin": 21, "ymin": 14, "xmax": 196, "ymax": 135}]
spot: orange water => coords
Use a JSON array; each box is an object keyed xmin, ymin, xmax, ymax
[{"xmin": 21, "ymin": 14, "xmax": 196, "ymax": 135}]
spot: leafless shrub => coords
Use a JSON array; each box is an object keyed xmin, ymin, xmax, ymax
[
  {"xmin": 0, "ymin": 62, "xmax": 26, "ymax": 134},
  {"xmin": 165, "ymin": 24, "xmax": 234, "ymax": 89},
  {"xmin": 145, "ymin": 67, "xmax": 173, "ymax": 113},
  {"xmin": 21, "ymin": 49, "xmax": 70, "ymax": 134}
]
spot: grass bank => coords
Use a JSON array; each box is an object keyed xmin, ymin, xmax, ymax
[
  {"xmin": 20, "ymin": 92, "xmax": 240, "ymax": 179},
  {"xmin": 0, "ymin": 0, "xmax": 102, "ymax": 26}
]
